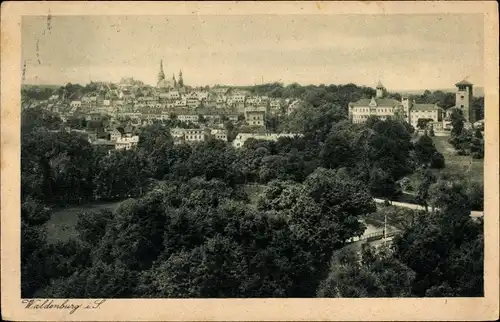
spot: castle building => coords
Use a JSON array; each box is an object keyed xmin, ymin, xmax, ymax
[
  {"xmin": 455, "ymin": 79, "xmax": 474, "ymax": 123},
  {"xmin": 348, "ymin": 81, "xmax": 403, "ymax": 124},
  {"xmin": 348, "ymin": 81, "xmax": 442, "ymax": 129}
]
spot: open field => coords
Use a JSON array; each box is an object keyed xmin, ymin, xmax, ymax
[
  {"xmin": 432, "ymin": 135, "xmax": 484, "ymax": 183},
  {"xmin": 45, "ymin": 201, "xmax": 123, "ymax": 244}
]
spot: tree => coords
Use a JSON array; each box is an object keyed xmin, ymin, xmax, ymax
[
  {"xmin": 21, "ymin": 197, "xmax": 51, "ymax": 226},
  {"xmin": 22, "ymin": 129, "xmax": 99, "ymax": 204},
  {"xmin": 412, "ymin": 169, "xmax": 437, "ymax": 212},
  {"xmin": 137, "ymin": 123, "xmax": 173, "ymax": 154},
  {"xmin": 320, "ymin": 131, "xmax": 353, "ymax": 169},
  {"xmin": 265, "ymin": 114, "xmax": 280, "ymax": 132},
  {"xmin": 21, "ymin": 200, "xmax": 50, "ymax": 297},
  {"xmin": 465, "ymin": 180, "xmax": 483, "ymax": 211},
  {"xmin": 470, "ymin": 129, "xmax": 484, "ymax": 159},
  {"xmin": 93, "ymin": 194, "xmax": 167, "ymax": 271},
  {"xmin": 417, "ymin": 118, "xmax": 433, "ymax": 130},
  {"xmin": 295, "ymin": 168, "xmax": 376, "ymax": 263},
  {"xmin": 317, "ymin": 246, "xmax": 415, "ymax": 297},
  {"xmin": 22, "ymin": 107, "xmax": 62, "ymax": 133},
  {"xmin": 66, "ymin": 117, "xmax": 87, "ymax": 130},
  {"xmin": 430, "ymin": 152, "xmax": 445, "ymax": 169},
  {"xmin": 361, "ymin": 119, "xmax": 414, "ymax": 181},
  {"xmin": 198, "ymin": 115, "xmax": 207, "ymax": 124},
  {"xmin": 44, "ymin": 260, "xmax": 139, "ymax": 298},
  {"xmin": 392, "ymin": 204, "xmax": 483, "ymax": 297},
  {"xmin": 450, "ymin": 108, "xmax": 465, "ymax": 136},
  {"xmin": 75, "ymin": 209, "xmax": 114, "ymax": 245},
  {"xmin": 414, "ymin": 133, "xmax": 437, "ymax": 166},
  {"xmin": 368, "ymin": 167, "xmax": 399, "ymax": 199},
  {"xmin": 472, "ymin": 97, "xmax": 484, "ymax": 121},
  {"xmin": 428, "ymin": 179, "xmax": 471, "ymax": 215},
  {"xmin": 93, "ymin": 150, "xmax": 149, "ymax": 200}
]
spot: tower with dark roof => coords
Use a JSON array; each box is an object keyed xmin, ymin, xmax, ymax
[
  {"xmin": 376, "ymin": 80, "xmax": 385, "ymax": 98},
  {"xmin": 455, "ymin": 79, "xmax": 474, "ymax": 123}
]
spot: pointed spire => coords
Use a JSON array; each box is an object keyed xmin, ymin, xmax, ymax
[
  {"xmin": 178, "ymin": 69, "xmax": 184, "ymax": 87},
  {"xmin": 157, "ymin": 60, "xmax": 166, "ymax": 87},
  {"xmin": 376, "ymin": 80, "xmax": 384, "ymax": 89},
  {"xmin": 157, "ymin": 60, "xmax": 165, "ymax": 81}
]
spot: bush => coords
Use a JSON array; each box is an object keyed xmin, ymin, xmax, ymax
[
  {"xmin": 430, "ymin": 152, "xmax": 445, "ymax": 169},
  {"xmin": 471, "ymin": 152, "xmax": 483, "ymax": 159}
]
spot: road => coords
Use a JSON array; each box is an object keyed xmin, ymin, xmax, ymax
[
  {"xmin": 373, "ymin": 198, "xmax": 483, "ymax": 218},
  {"xmin": 373, "ymin": 198, "xmax": 427, "ymax": 211}
]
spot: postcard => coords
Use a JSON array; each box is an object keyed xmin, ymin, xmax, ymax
[{"xmin": 1, "ymin": 1, "xmax": 498, "ymax": 321}]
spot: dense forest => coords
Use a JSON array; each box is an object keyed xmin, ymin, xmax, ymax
[{"xmin": 21, "ymin": 83, "xmax": 484, "ymax": 298}]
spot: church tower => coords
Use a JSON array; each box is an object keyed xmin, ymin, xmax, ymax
[
  {"xmin": 157, "ymin": 60, "xmax": 165, "ymax": 85},
  {"xmin": 376, "ymin": 80, "xmax": 385, "ymax": 98},
  {"xmin": 178, "ymin": 70, "xmax": 184, "ymax": 88},
  {"xmin": 455, "ymin": 79, "xmax": 474, "ymax": 123},
  {"xmin": 172, "ymin": 74, "xmax": 177, "ymax": 88}
]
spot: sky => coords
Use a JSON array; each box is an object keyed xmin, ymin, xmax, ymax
[{"xmin": 21, "ymin": 14, "xmax": 484, "ymax": 90}]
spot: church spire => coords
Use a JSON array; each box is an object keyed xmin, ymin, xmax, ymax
[
  {"xmin": 178, "ymin": 69, "xmax": 184, "ymax": 88},
  {"xmin": 157, "ymin": 60, "xmax": 165, "ymax": 84},
  {"xmin": 172, "ymin": 74, "xmax": 177, "ymax": 87}
]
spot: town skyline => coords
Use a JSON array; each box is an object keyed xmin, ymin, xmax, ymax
[{"xmin": 22, "ymin": 14, "xmax": 484, "ymax": 90}]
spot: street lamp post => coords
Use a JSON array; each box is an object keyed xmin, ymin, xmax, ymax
[{"xmin": 384, "ymin": 210, "xmax": 387, "ymax": 248}]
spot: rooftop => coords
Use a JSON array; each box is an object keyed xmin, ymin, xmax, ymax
[
  {"xmin": 349, "ymin": 98, "xmax": 401, "ymax": 107},
  {"xmin": 455, "ymin": 79, "xmax": 473, "ymax": 86},
  {"xmin": 411, "ymin": 104, "xmax": 439, "ymax": 111}
]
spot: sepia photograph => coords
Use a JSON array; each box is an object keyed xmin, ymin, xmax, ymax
[{"xmin": 2, "ymin": 1, "xmax": 499, "ymax": 321}]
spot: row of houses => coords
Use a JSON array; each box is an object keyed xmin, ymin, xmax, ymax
[
  {"xmin": 68, "ymin": 94, "xmax": 298, "ymax": 114},
  {"xmin": 169, "ymin": 127, "xmax": 303, "ymax": 148},
  {"xmin": 62, "ymin": 118, "xmax": 303, "ymax": 151},
  {"xmin": 170, "ymin": 127, "xmax": 228, "ymax": 145},
  {"xmin": 64, "ymin": 86, "xmax": 302, "ymax": 112},
  {"xmin": 70, "ymin": 101, "xmax": 303, "ymax": 129}
]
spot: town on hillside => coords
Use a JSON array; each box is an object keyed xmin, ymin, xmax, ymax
[
  {"xmin": 16, "ymin": 10, "xmax": 491, "ymax": 307},
  {"xmin": 22, "ymin": 61, "xmax": 306, "ymax": 150},
  {"xmin": 21, "ymin": 60, "xmax": 484, "ymax": 152}
]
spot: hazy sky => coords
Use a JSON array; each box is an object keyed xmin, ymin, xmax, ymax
[{"xmin": 22, "ymin": 14, "xmax": 484, "ymax": 90}]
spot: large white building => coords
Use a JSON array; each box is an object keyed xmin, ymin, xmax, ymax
[
  {"xmin": 115, "ymin": 135, "xmax": 139, "ymax": 150},
  {"xmin": 349, "ymin": 81, "xmax": 442, "ymax": 129},
  {"xmin": 170, "ymin": 128, "xmax": 206, "ymax": 144},
  {"xmin": 348, "ymin": 82, "xmax": 403, "ymax": 123}
]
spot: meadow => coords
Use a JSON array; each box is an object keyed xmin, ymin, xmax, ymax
[{"xmin": 432, "ymin": 135, "xmax": 484, "ymax": 183}]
